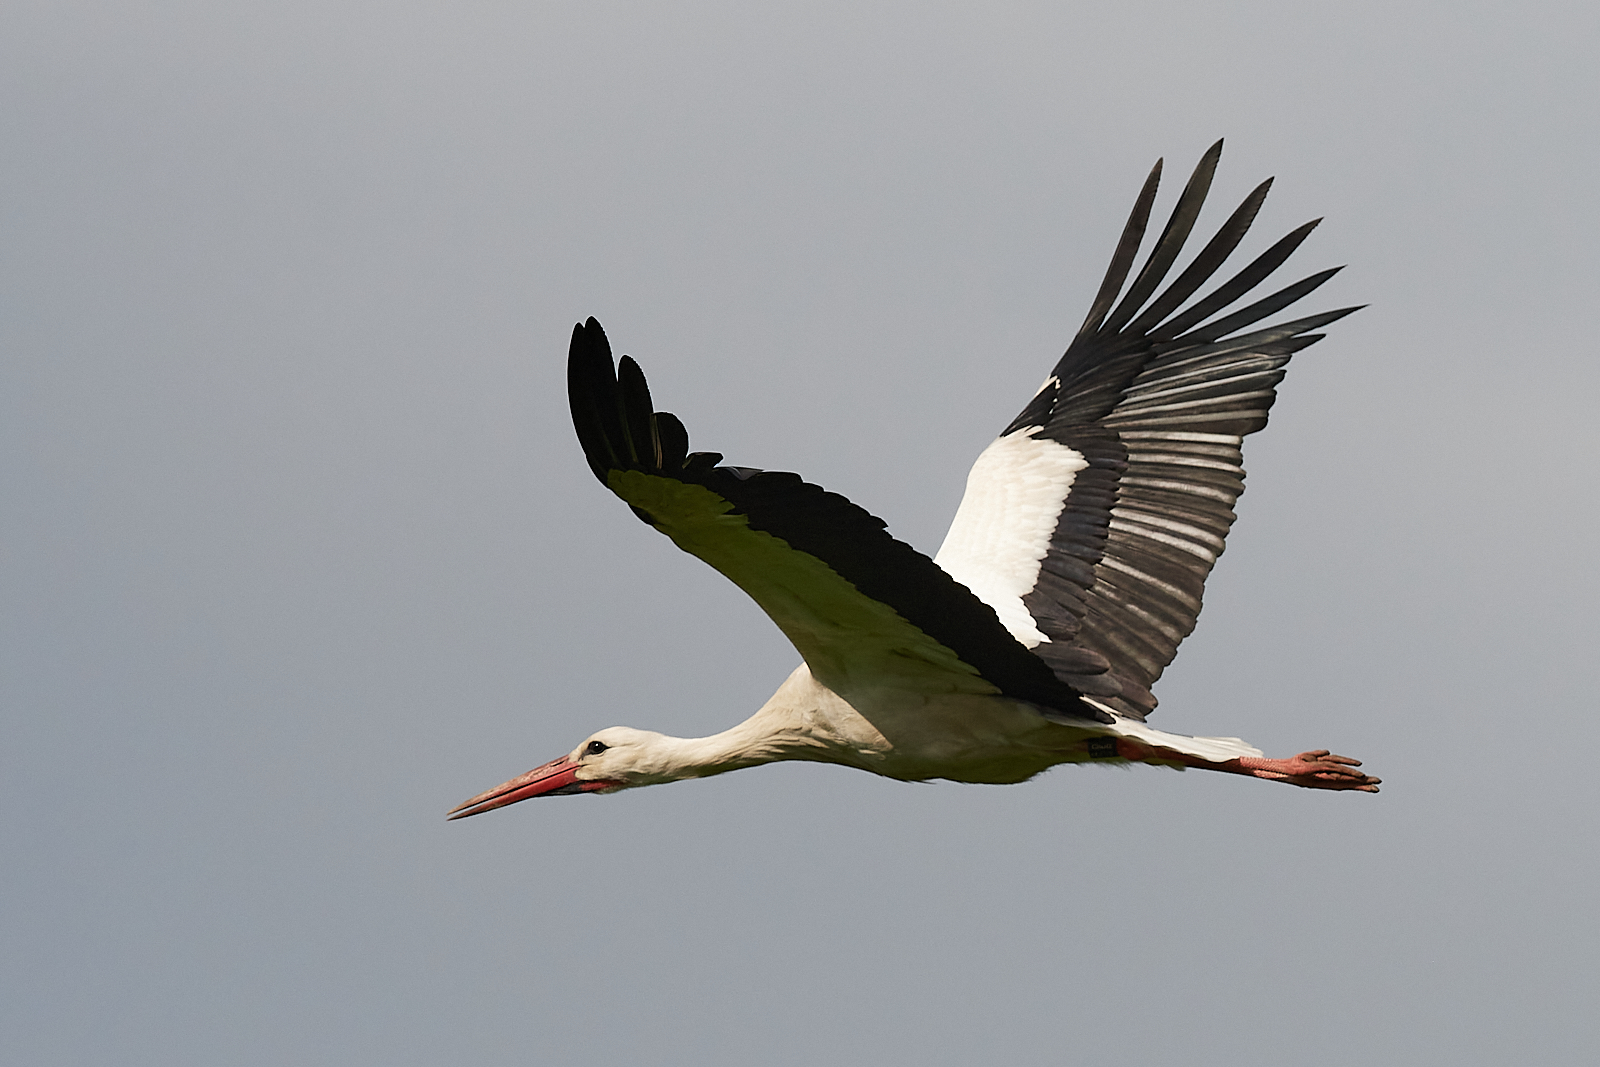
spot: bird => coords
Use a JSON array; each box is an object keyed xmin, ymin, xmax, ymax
[{"xmin": 448, "ymin": 141, "xmax": 1380, "ymax": 821}]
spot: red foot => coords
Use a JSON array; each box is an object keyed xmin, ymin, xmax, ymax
[{"xmin": 1235, "ymin": 750, "xmax": 1380, "ymax": 792}]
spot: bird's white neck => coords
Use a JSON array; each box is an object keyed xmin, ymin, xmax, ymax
[
  {"xmin": 605, "ymin": 665, "xmax": 878, "ymax": 786},
  {"xmin": 642, "ymin": 716, "xmax": 810, "ymax": 781}
]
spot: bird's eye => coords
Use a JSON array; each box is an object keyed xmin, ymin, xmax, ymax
[{"xmin": 585, "ymin": 741, "xmax": 609, "ymax": 756}]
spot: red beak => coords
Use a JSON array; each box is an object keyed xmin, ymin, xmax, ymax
[{"xmin": 447, "ymin": 755, "xmax": 618, "ymax": 820}]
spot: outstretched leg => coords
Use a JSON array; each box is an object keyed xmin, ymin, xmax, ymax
[
  {"xmin": 1116, "ymin": 740, "xmax": 1381, "ymax": 792},
  {"xmin": 1230, "ymin": 749, "xmax": 1380, "ymax": 791}
]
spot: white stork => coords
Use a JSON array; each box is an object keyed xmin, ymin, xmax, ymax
[{"xmin": 449, "ymin": 141, "xmax": 1379, "ymax": 820}]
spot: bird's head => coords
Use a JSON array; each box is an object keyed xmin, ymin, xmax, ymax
[{"xmin": 446, "ymin": 726, "xmax": 676, "ymax": 820}]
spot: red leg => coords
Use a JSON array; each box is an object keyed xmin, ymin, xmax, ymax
[
  {"xmin": 1115, "ymin": 740, "xmax": 1381, "ymax": 792},
  {"xmin": 1229, "ymin": 749, "xmax": 1380, "ymax": 791}
]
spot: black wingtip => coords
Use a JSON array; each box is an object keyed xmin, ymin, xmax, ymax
[
  {"xmin": 1073, "ymin": 157, "xmax": 1164, "ymax": 343},
  {"xmin": 1126, "ymin": 174, "xmax": 1277, "ymax": 337},
  {"xmin": 616, "ymin": 354, "xmax": 659, "ymax": 468},
  {"xmin": 1098, "ymin": 141, "xmax": 1226, "ymax": 336},
  {"xmin": 568, "ymin": 316, "xmax": 625, "ymax": 483},
  {"xmin": 567, "ymin": 319, "xmax": 694, "ymax": 491}
]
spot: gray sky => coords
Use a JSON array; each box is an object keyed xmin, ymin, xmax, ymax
[{"xmin": 5, "ymin": 2, "xmax": 1597, "ymax": 1064}]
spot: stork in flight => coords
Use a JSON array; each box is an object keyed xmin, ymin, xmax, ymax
[{"xmin": 449, "ymin": 141, "xmax": 1379, "ymax": 820}]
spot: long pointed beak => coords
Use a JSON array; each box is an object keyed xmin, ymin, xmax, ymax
[{"xmin": 447, "ymin": 755, "xmax": 616, "ymax": 820}]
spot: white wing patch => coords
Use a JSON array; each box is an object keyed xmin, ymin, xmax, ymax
[{"xmin": 934, "ymin": 429, "xmax": 1086, "ymax": 647}]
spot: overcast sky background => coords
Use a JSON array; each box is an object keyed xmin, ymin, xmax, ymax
[{"xmin": 4, "ymin": 2, "xmax": 1598, "ymax": 1064}]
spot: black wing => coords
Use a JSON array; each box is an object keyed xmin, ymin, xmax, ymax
[
  {"xmin": 567, "ymin": 319, "xmax": 1104, "ymax": 719},
  {"xmin": 974, "ymin": 140, "xmax": 1357, "ymax": 720}
]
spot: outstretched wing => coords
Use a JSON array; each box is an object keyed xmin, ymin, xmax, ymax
[
  {"xmin": 567, "ymin": 319, "xmax": 1102, "ymax": 719},
  {"xmin": 934, "ymin": 140, "xmax": 1358, "ymax": 721}
]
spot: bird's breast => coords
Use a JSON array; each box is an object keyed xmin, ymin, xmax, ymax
[{"xmin": 781, "ymin": 665, "xmax": 1100, "ymax": 784}]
